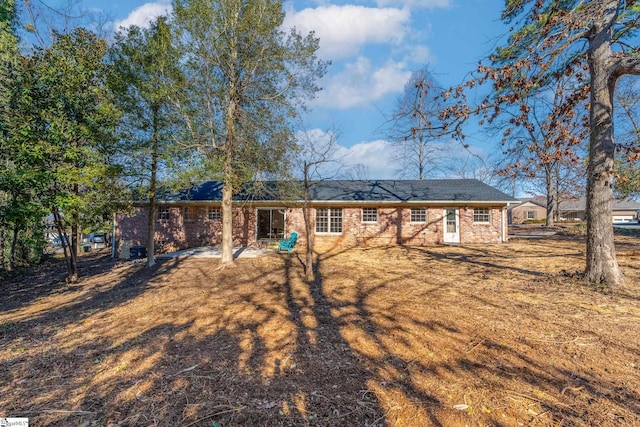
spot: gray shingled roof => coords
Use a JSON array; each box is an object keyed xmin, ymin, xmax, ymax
[
  {"xmin": 159, "ymin": 180, "xmax": 517, "ymax": 203},
  {"xmin": 307, "ymin": 180, "xmax": 516, "ymax": 202},
  {"xmin": 558, "ymin": 197, "xmax": 640, "ymax": 211},
  {"xmin": 512, "ymin": 197, "xmax": 547, "ymax": 208}
]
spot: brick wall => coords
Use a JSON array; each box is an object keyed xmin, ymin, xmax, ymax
[
  {"xmin": 460, "ymin": 208, "xmax": 504, "ymax": 243},
  {"xmin": 117, "ymin": 204, "xmax": 507, "ymax": 255},
  {"xmin": 116, "ymin": 206, "xmax": 256, "ymax": 254},
  {"xmin": 284, "ymin": 206, "xmax": 505, "ymax": 251}
]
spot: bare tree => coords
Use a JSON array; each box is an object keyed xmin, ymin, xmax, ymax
[
  {"xmin": 293, "ymin": 128, "xmax": 341, "ymax": 282},
  {"xmin": 339, "ymin": 163, "xmax": 370, "ymax": 180},
  {"xmin": 497, "ymin": 74, "xmax": 588, "ymax": 226},
  {"xmin": 18, "ymin": 0, "xmax": 115, "ymax": 46},
  {"xmin": 382, "ymin": 67, "xmax": 449, "ymax": 179},
  {"xmin": 441, "ymin": 1, "xmax": 640, "ymax": 288},
  {"xmin": 445, "ymin": 151, "xmax": 498, "ymax": 185},
  {"xmin": 614, "ymin": 77, "xmax": 640, "ymax": 198}
]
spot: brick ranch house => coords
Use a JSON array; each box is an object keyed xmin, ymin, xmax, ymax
[{"xmin": 115, "ymin": 179, "xmax": 518, "ymax": 255}]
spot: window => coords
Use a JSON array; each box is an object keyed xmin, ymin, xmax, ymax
[
  {"xmin": 473, "ymin": 207, "xmax": 491, "ymax": 223},
  {"xmin": 362, "ymin": 207, "xmax": 378, "ymax": 223},
  {"xmin": 183, "ymin": 206, "xmax": 197, "ymax": 222},
  {"xmin": 526, "ymin": 210, "xmax": 536, "ymax": 220},
  {"xmin": 315, "ymin": 208, "xmax": 342, "ymax": 233},
  {"xmin": 157, "ymin": 206, "xmax": 170, "ymax": 221},
  {"xmin": 207, "ymin": 207, "xmax": 221, "ymax": 221},
  {"xmin": 410, "ymin": 207, "xmax": 427, "ymax": 223}
]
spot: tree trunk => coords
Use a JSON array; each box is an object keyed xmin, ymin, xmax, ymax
[
  {"xmin": 68, "ymin": 185, "xmax": 80, "ymax": 281},
  {"xmin": 303, "ymin": 167, "xmax": 314, "ymax": 282},
  {"xmin": 0, "ymin": 224, "xmax": 6, "ymax": 270},
  {"xmin": 220, "ymin": 78, "xmax": 239, "ymax": 266},
  {"xmin": 417, "ymin": 133, "xmax": 425, "ymax": 180},
  {"xmin": 52, "ymin": 207, "xmax": 72, "ymax": 275},
  {"xmin": 544, "ymin": 164, "xmax": 554, "ymax": 227},
  {"xmin": 584, "ymin": 13, "xmax": 623, "ymax": 287},
  {"xmin": 220, "ymin": 176, "xmax": 234, "ymax": 265},
  {"xmin": 147, "ymin": 105, "xmax": 160, "ymax": 268},
  {"xmin": 147, "ymin": 192, "xmax": 157, "ymax": 268},
  {"xmin": 8, "ymin": 223, "xmax": 19, "ymax": 271},
  {"xmin": 303, "ymin": 206, "xmax": 314, "ymax": 282},
  {"xmin": 554, "ymin": 165, "xmax": 561, "ymax": 222},
  {"xmin": 69, "ymin": 221, "xmax": 79, "ymax": 281},
  {"xmin": 220, "ymin": 141, "xmax": 235, "ymax": 265}
]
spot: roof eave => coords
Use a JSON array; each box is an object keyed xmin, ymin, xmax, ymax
[{"xmin": 133, "ymin": 199, "xmax": 513, "ymax": 205}]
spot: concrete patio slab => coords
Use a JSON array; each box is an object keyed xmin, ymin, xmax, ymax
[{"xmin": 156, "ymin": 246, "xmax": 275, "ymax": 259}]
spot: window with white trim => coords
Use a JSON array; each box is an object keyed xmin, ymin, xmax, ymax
[
  {"xmin": 183, "ymin": 206, "xmax": 197, "ymax": 222},
  {"xmin": 362, "ymin": 207, "xmax": 378, "ymax": 223},
  {"xmin": 316, "ymin": 208, "xmax": 342, "ymax": 233},
  {"xmin": 473, "ymin": 207, "xmax": 491, "ymax": 223},
  {"xmin": 207, "ymin": 207, "xmax": 221, "ymax": 221},
  {"xmin": 157, "ymin": 206, "xmax": 170, "ymax": 221},
  {"xmin": 410, "ymin": 207, "xmax": 427, "ymax": 223},
  {"xmin": 526, "ymin": 210, "xmax": 536, "ymax": 220}
]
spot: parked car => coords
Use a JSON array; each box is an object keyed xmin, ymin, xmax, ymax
[
  {"xmin": 89, "ymin": 232, "xmax": 108, "ymax": 244},
  {"xmin": 51, "ymin": 236, "xmax": 69, "ymax": 247}
]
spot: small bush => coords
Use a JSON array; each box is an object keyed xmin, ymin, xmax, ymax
[
  {"xmin": 523, "ymin": 219, "xmax": 546, "ymax": 224},
  {"xmin": 557, "ymin": 222, "xmax": 587, "ymax": 236}
]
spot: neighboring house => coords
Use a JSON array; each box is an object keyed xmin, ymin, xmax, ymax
[
  {"xmin": 43, "ymin": 213, "xmax": 58, "ymax": 242},
  {"xmin": 115, "ymin": 179, "xmax": 518, "ymax": 254},
  {"xmin": 558, "ymin": 197, "xmax": 640, "ymax": 223},
  {"xmin": 509, "ymin": 198, "xmax": 547, "ymax": 224},
  {"xmin": 509, "ymin": 196, "xmax": 640, "ymax": 224}
]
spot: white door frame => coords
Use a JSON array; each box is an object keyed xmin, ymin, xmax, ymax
[{"xmin": 443, "ymin": 208, "xmax": 460, "ymax": 243}]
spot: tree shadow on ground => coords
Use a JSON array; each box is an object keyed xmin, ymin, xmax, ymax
[
  {"xmin": 1, "ymin": 253, "xmax": 387, "ymax": 426},
  {"xmin": 1, "ymin": 251, "xmax": 120, "ymax": 312},
  {"xmin": 292, "ymin": 243, "xmax": 640, "ymax": 426},
  {"xmin": 1, "ymin": 241, "xmax": 639, "ymax": 426},
  {"xmin": 0, "ymin": 254, "xmax": 186, "ymax": 337}
]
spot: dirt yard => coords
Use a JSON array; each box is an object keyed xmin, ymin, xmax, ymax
[{"xmin": 1, "ymin": 233, "xmax": 640, "ymax": 426}]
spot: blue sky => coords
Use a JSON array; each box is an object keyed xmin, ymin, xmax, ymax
[{"xmin": 74, "ymin": 0, "xmax": 510, "ymax": 179}]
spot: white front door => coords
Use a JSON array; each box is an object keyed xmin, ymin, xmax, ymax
[{"xmin": 443, "ymin": 209, "xmax": 460, "ymax": 243}]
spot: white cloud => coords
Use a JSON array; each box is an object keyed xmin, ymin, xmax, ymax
[
  {"xmin": 114, "ymin": 1, "xmax": 172, "ymax": 30},
  {"xmin": 315, "ymin": 57, "xmax": 411, "ymax": 109},
  {"xmin": 376, "ymin": 0, "xmax": 452, "ymax": 8},
  {"xmin": 283, "ymin": 5, "xmax": 410, "ymax": 59},
  {"xmin": 295, "ymin": 129, "xmax": 399, "ymax": 179},
  {"xmin": 336, "ymin": 139, "xmax": 399, "ymax": 179},
  {"xmin": 401, "ymin": 45, "xmax": 432, "ymax": 64}
]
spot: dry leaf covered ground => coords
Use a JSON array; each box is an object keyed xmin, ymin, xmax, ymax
[{"xmin": 1, "ymin": 232, "xmax": 640, "ymax": 426}]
